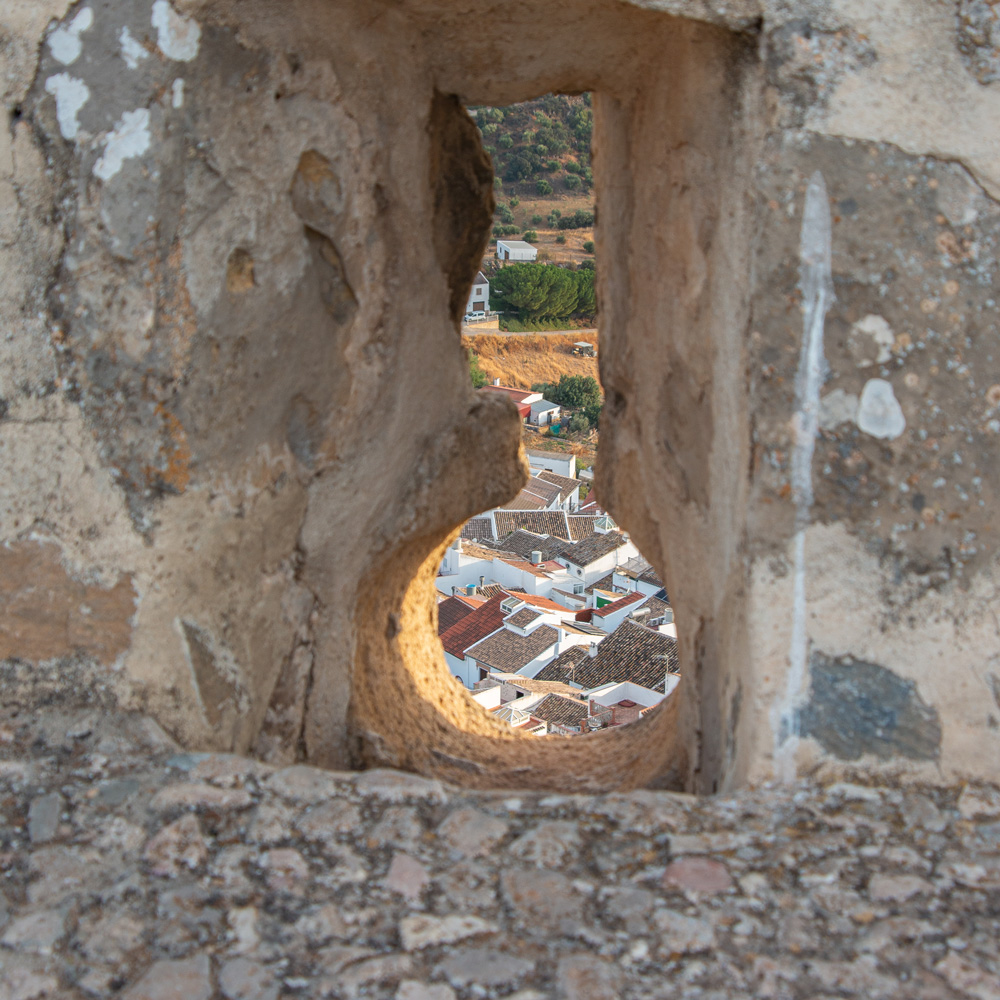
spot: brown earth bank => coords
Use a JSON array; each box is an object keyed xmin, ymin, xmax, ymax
[{"xmin": 462, "ymin": 333, "xmax": 599, "ymax": 390}]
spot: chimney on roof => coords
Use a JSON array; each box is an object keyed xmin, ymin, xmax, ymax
[
  {"xmin": 493, "ymin": 378, "xmax": 501, "ymax": 386},
  {"xmin": 452, "ymin": 586, "xmax": 457, "ymax": 595},
  {"xmin": 453, "ymin": 536, "xmax": 462, "ymax": 551},
  {"xmin": 530, "ymin": 550, "xmax": 543, "ymax": 565},
  {"xmin": 589, "ymin": 642, "xmax": 599, "ymax": 658},
  {"xmin": 479, "ymin": 575, "xmax": 485, "ymax": 587}
]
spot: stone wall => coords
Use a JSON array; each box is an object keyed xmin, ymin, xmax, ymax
[{"xmin": 0, "ymin": 0, "xmax": 997, "ymax": 793}]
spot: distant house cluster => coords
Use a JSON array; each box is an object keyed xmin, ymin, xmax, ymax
[
  {"xmin": 436, "ymin": 461, "xmax": 678, "ymax": 736},
  {"xmin": 479, "ymin": 381, "xmax": 562, "ymax": 427}
]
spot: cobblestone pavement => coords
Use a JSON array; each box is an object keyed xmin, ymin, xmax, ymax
[{"xmin": 1, "ymin": 704, "xmax": 999, "ymax": 1000}]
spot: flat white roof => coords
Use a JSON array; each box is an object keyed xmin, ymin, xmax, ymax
[{"xmin": 498, "ymin": 240, "xmax": 536, "ymax": 250}]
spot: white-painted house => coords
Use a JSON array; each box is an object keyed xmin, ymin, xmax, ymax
[
  {"xmin": 465, "ymin": 271, "xmax": 489, "ymax": 316},
  {"xmin": 527, "ymin": 450, "xmax": 576, "ymax": 479},
  {"xmin": 529, "ymin": 399, "xmax": 561, "ymax": 427},
  {"xmin": 496, "ymin": 240, "xmax": 538, "ymax": 262}
]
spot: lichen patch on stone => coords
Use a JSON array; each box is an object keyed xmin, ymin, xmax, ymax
[
  {"xmin": 43, "ymin": 73, "xmax": 90, "ymax": 140},
  {"xmin": 151, "ymin": 0, "xmax": 201, "ymax": 62},
  {"xmin": 93, "ymin": 108, "xmax": 152, "ymax": 182},
  {"xmin": 48, "ymin": 7, "xmax": 94, "ymax": 66}
]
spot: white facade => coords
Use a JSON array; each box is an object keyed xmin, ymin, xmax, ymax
[
  {"xmin": 529, "ymin": 400, "xmax": 561, "ymax": 427},
  {"xmin": 562, "ymin": 538, "xmax": 640, "ymax": 587},
  {"xmin": 527, "ymin": 450, "xmax": 575, "ymax": 479},
  {"xmin": 465, "ymin": 272, "xmax": 490, "ymax": 315},
  {"xmin": 496, "ymin": 240, "xmax": 538, "ymax": 262}
]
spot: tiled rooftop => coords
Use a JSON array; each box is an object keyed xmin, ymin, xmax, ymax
[
  {"xmin": 466, "ymin": 624, "xmax": 559, "ymax": 674},
  {"xmin": 437, "ymin": 593, "xmax": 510, "ymax": 658},
  {"xmin": 572, "ymin": 619, "xmax": 680, "ymax": 691},
  {"xmin": 494, "ymin": 510, "xmax": 571, "ymax": 539},
  {"xmin": 530, "ymin": 693, "xmax": 592, "ymax": 729}
]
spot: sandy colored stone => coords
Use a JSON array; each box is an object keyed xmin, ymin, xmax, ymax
[
  {"xmin": 399, "ymin": 914, "xmax": 497, "ymax": 951},
  {"xmin": 436, "ymin": 808, "xmax": 509, "ymax": 858},
  {"xmin": 122, "ymin": 956, "xmax": 213, "ymax": 1000},
  {"xmin": 384, "ymin": 853, "xmax": 430, "ymax": 902},
  {"xmin": 556, "ymin": 954, "xmax": 624, "ymax": 1000},
  {"xmin": 143, "ymin": 815, "xmax": 208, "ymax": 877},
  {"xmin": 662, "ymin": 856, "xmax": 734, "ymax": 894}
]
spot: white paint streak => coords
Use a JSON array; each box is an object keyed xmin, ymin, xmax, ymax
[
  {"xmin": 151, "ymin": 0, "xmax": 201, "ymax": 62},
  {"xmin": 119, "ymin": 26, "xmax": 148, "ymax": 70},
  {"xmin": 773, "ymin": 170, "xmax": 834, "ymax": 783},
  {"xmin": 171, "ymin": 78, "xmax": 184, "ymax": 109},
  {"xmin": 94, "ymin": 108, "xmax": 151, "ymax": 182},
  {"xmin": 48, "ymin": 7, "xmax": 93, "ymax": 65},
  {"xmin": 44, "ymin": 74, "xmax": 91, "ymax": 141}
]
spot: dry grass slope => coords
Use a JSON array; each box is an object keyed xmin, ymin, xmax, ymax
[{"xmin": 464, "ymin": 333, "xmax": 599, "ymax": 390}]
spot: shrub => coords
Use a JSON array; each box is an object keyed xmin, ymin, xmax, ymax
[
  {"xmin": 536, "ymin": 179, "xmax": 553, "ymax": 196},
  {"xmin": 568, "ymin": 412, "xmax": 590, "ymax": 434},
  {"xmin": 546, "ymin": 159, "xmax": 560, "ymax": 172},
  {"xmin": 496, "ymin": 203, "xmax": 514, "ymax": 224},
  {"xmin": 531, "ymin": 214, "xmax": 544, "ymax": 225},
  {"xmin": 555, "ymin": 234, "xmax": 566, "ymax": 244},
  {"xmin": 565, "ymin": 160, "xmax": 581, "ymax": 174},
  {"xmin": 583, "ymin": 240, "xmax": 595, "ymax": 254},
  {"xmin": 509, "ymin": 196, "xmax": 520, "ymax": 208},
  {"xmin": 497, "ymin": 134, "xmax": 513, "ymax": 150},
  {"xmin": 493, "ymin": 177, "xmax": 503, "ymax": 191},
  {"xmin": 523, "ymin": 230, "xmax": 538, "ymax": 242},
  {"xmin": 468, "ymin": 351, "xmax": 488, "ymax": 388},
  {"xmin": 564, "ymin": 174, "xmax": 581, "ymax": 191}
]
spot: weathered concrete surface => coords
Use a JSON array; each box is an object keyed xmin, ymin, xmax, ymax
[
  {"xmin": 0, "ymin": 0, "xmax": 997, "ymax": 792},
  {"xmin": 2, "ymin": 701, "xmax": 1000, "ymax": 999}
]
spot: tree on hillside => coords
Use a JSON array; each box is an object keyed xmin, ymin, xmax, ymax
[
  {"xmin": 492, "ymin": 263, "xmax": 595, "ymax": 322},
  {"xmin": 575, "ymin": 268, "xmax": 595, "ymax": 314}
]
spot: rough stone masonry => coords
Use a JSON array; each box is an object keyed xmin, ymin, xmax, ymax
[{"xmin": 0, "ymin": 0, "xmax": 998, "ymax": 796}]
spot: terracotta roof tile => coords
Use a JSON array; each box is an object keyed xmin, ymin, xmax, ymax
[
  {"xmin": 485, "ymin": 529, "xmax": 570, "ymax": 562},
  {"xmin": 565, "ymin": 515, "xmax": 599, "ymax": 541},
  {"xmin": 563, "ymin": 531, "xmax": 629, "ymax": 568},
  {"xmin": 467, "ymin": 624, "xmax": 559, "ymax": 673},
  {"xmin": 572, "ymin": 619, "xmax": 679, "ymax": 691},
  {"xmin": 494, "ymin": 510, "xmax": 571, "ymax": 539},
  {"xmin": 505, "ymin": 608, "xmax": 541, "ymax": 628},
  {"xmin": 532, "ymin": 646, "xmax": 590, "ymax": 684},
  {"xmin": 531, "ymin": 694, "xmax": 591, "ymax": 729},
  {"xmin": 437, "ymin": 596, "xmax": 478, "ymax": 633},
  {"xmin": 460, "ymin": 517, "xmax": 495, "ymax": 541},
  {"xmin": 536, "ymin": 470, "xmax": 580, "ymax": 501},
  {"xmin": 438, "ymin": 593, "xmax": 511, "ymax": 659}
]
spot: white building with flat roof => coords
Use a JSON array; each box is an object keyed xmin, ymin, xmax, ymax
[{"xmin": 496, "ymin": 240, "xmax": 537, "ymax": 262}]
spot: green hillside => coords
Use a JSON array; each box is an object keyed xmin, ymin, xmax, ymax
[{"xmin": 469, "ymin": 94, "xmax": 594, "ymax": 200}]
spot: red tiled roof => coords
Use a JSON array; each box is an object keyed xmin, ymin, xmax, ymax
[
  {"xmin": 518, "ymin": 593, "xmax": 568, "ymax": 613},
  {"xmin": 480, "ymin": 385, "xmax": 535, "ymax": 403},
  {"xmin": 438, "ymin": 593, "xmax": 511, "ymax": 659},
  {"xmin": 437, "ymin": 596, "xmax": 478, "ymax": 633},
  {"xmin": 593, "ymin": 590, "xmax": 646, "ymax": 618}
]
